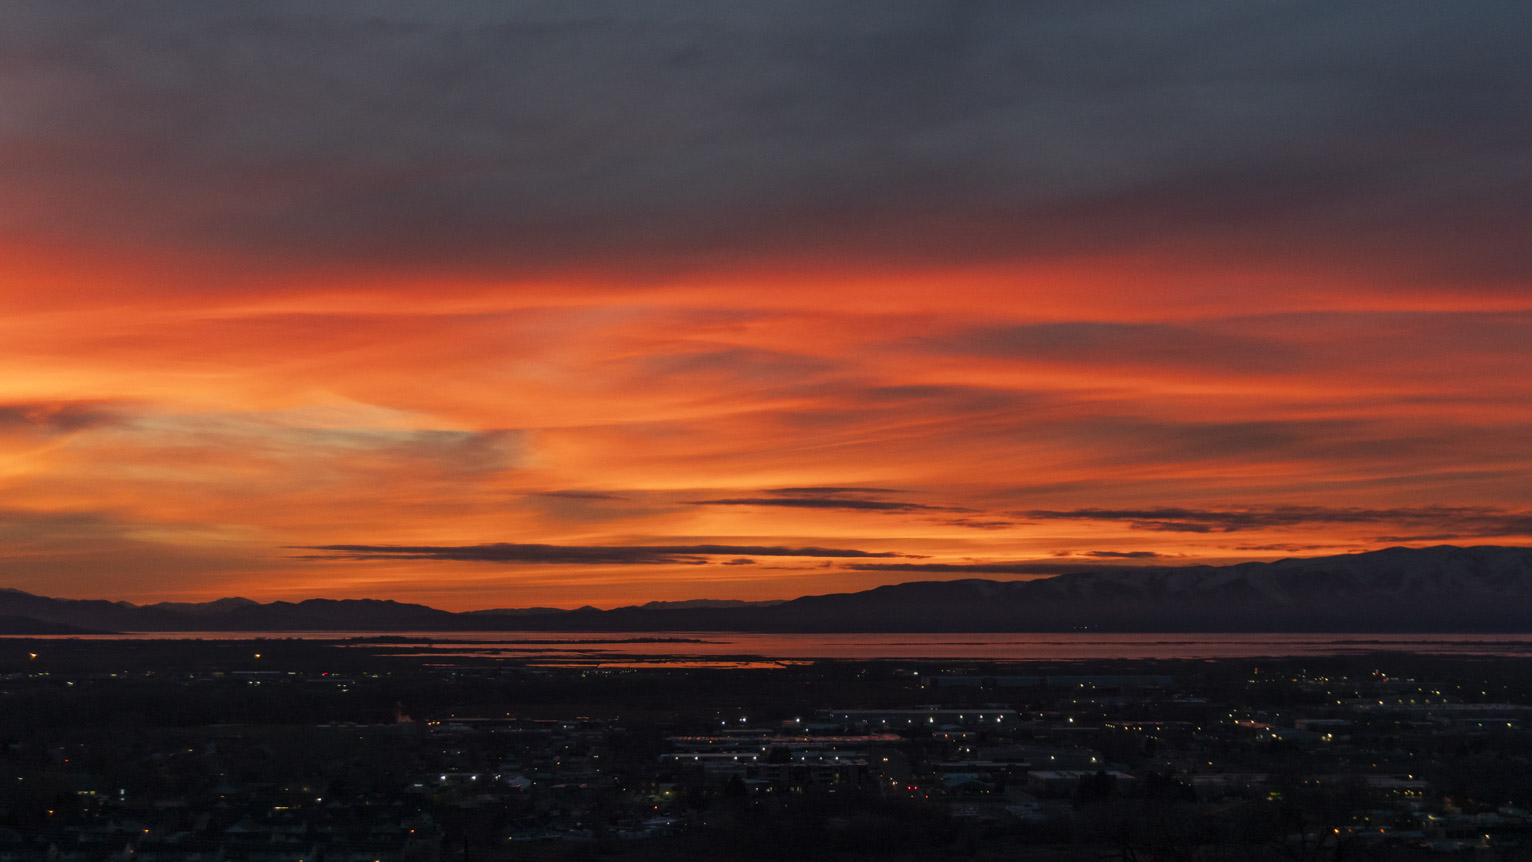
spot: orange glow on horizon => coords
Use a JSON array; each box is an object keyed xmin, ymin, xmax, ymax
[{"xmin": 3, "ymin": 243, "xmax": 1529, "ymax": 609}]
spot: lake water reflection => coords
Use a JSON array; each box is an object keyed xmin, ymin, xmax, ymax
[{"xmin": 33, "ymin": 630, "xmax": 1532, "ymax": 662}]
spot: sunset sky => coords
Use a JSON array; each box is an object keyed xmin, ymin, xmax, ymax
[{"xmin": 2, "ymin": 2, "xmax": 1530, "ymax": 609}]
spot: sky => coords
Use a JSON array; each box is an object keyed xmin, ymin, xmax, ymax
[{"xmin": 2, "ymin": 1, "xmax": 1530, "ymax": 609}]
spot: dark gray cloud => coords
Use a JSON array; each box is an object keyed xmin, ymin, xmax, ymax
[
  {"xmin": 533, "ymin": 490, "xmax": 626, "ymax": 501},
  {"xmin": 694, "ymin": 485, "xmax": 968, "ymax": 513},
  {"xmin": 847, "ymin": 561, "xmax": 1136, "ymax": 576},
  {"xmin": 2, "ymin": 1, "xmax": 1527, "ymax": 281},
  {"xmin": 626, "ymin": 348, "xmax": 838, "ymax": 388},
  {"xmin": 693, "ymin": 497, "xmax": 962, "ymax": 513},
  {"xmin": 922, "ymin": 312, "xmax": 1532, "ymax": 378},
  {"xmin": 922, "ymin": 322, "xmax": 1295, "ymax": 373},
  {"xmin": 1052, "ymin": 550, "xmax": 1167, "ymax": 559},
  {"xmin": 1016, "ymin": 506, "xmax": 1532, "ymax": 538},
  {"xmin": 1230, "ymin": 543, "xmax": 1362, "ymax": 553},
  {"xmin": 768, "ymin": 486, "xmax": 905, "ymax": 495},
  {"xmin": 0, "ymin": 506, "xmax": 128, "ymax": 544},
  {"xmin": 0, "ymin": 402, "xmax": 121, "ymax": 436},
  {"xmin": 298, "ymin": 542, "xmax": 907, "ymax": 565},
  {"xmin": 937, "ymin": 518, "xmax": 1016, "ymax": 531}
]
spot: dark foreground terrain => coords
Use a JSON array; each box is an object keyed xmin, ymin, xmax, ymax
[{"xmin": 3, "ymin": 638, "xmax": 1532, "ymax": 860}]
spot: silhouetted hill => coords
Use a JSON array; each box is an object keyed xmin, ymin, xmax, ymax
[
  {"xmin": 0, "ymin": 615, "xmax": 111, "ymax": 635},
  {"xmin": 616, "ymin": 599, "xmax": 785, "ymax": 611},
  {"xmin": 0, "ymin": 589, "xmax": 454, "ymax": 632},
  {"xmin": 438, "ymin": 545, "xmax": 1532, "ymax": 633},
  {"xmin": 193, "ymin": 598, "xmax": 460, "ymax": 631},
  {"xmin": 5, "ymin": 546, "xmax": 1532, "ymax": 632},
  {"xmin": 141, "ymin": 597, "xmax": 259, "ymax": 615},
  {"xmin": 868, "ymin": 545, "xmax": 1532, "ymax": 630},
  {"xmin": 719, "ymin": 545, "xmax": 1532, "ymax": 632},
  {"xmin": 0, "ymin": 588, "xmax": 185, "ymax": 631},
  {"xmin": 464, "ymin": 606, "xmax": 596, "ymax": 616}
]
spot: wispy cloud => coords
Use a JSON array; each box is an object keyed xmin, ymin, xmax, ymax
[
  {"xmin": 1015, "ymin": 506, "xmax": 1532, "ymax": 538},
  {"xmin": 846, "ymin": 561, "xmax": 1139, "ymax": 576},
  {"xmin": 693, "ymin": 497, "xmax": 962, "ymax": 513},
  {"xmin": 1231, "ymin": 543, "xmax": 1360, "ymax": 553},
  {"xmin": 920, "ymin": 322, "xmax": 1294, "ymax": 374},
  {"xmin": 532, "ymin": 490, "xmax": 626, "ymax": 501},
  {"xmin": 0, "ymin": 401, "xmax": 122, "ymax": 436},
  {"xmin": 298, "ymin": 542, "xmax": 909, "ymax": 565},
  {"xmin": 937, "ymin": 518, "xmax": 1016, "ymax": 531},
  {"xmin": 767, "ymin": 486, "xmax": 905, "ymax": 496},
  {"xmin": 1051, "ymin": 550, "xmax": 1167, "ymax": 559},
  {"xmin": 693, "ymin": 486, "xmax": 968, "ymax": 513}
]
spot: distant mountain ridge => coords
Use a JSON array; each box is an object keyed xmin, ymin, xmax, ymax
[
  {"xmin": 743, "ymin": 544, "xmax": 1532, "ymax": 632},
  {"xmin": 139, "ymin": 597, "xmax": 259, "ymax": 615},
  {"xmin": 620, "ymin": 599, "xmax": 786, "ymax": 611},
  {"xmin": 0, "ymin": 615, "xmax": 108, "ymax": 635},
  {"xmin": 4, "ymin": 545, "xmax": 1532, "ymax": 633},
  {"xmin": 0, "ymin": 588, "xmax": 456, "ymax": 633}
]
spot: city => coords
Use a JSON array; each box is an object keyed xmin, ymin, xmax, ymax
[{"xmin": 4, "ymin": 640, "xmax": 1531, "ymax": 860}]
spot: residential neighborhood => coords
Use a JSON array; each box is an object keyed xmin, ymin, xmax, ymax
[{"xmin": 3, "ymin": 640, "xmax": 1532, "ymax": 860}]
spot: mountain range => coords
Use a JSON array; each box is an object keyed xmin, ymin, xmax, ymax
[{"xmin": 4, "ymin": 545, "xmax": 1532, "ymax": 634}]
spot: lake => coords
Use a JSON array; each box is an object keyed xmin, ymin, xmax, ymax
[{"xmin": 19, "ymin": 630, "xmax": 1532, "ymax": 663}]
